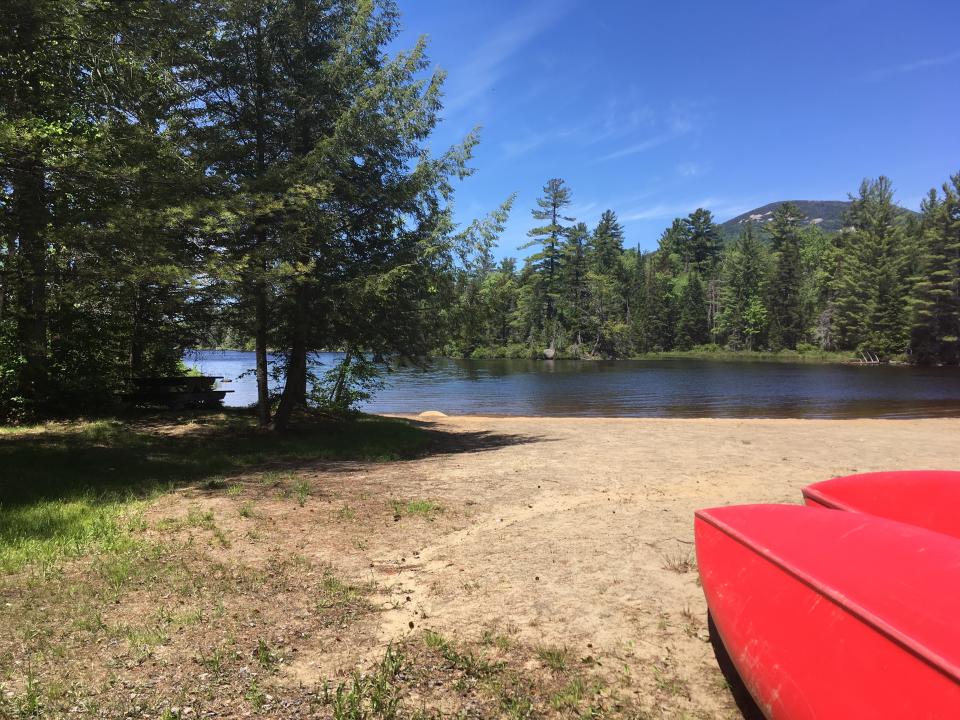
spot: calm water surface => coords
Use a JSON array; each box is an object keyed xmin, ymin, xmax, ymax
[{"xmin": 184, "ymin": 350, "xmax": 960, "ymax": 419}]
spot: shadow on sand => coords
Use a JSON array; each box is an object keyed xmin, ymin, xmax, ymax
[{"xmin": 708, "ymin": 612, "xmax": 765, "ymax": 720}]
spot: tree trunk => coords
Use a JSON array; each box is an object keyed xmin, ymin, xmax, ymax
[
  {"xmin": 271, "ymin": 285, "xmax": 309, "ymax": 431},
  {"xmin": 251, "ymin": 18, "xmax": 271, "ymax": 429},
  {"xmin": 254, "ymin": 278, "xmax": 271, "ymax": 428},
  {"xmin": 331, "ymin": 349, "xmax": 352, "ymax": 409},
  {"xmin": 12, "ymin": 151, "xmax": 49, "ymax": 405},
  {"xmin": 130, "ymin": 282, "xmax": 147, "ymax": 376}
]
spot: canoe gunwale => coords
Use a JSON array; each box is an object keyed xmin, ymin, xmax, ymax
[
  {"xmin": 800, "ymin": 486, "xmax": 857, "ymax": 512},
  {"xmin": 696, "ymin": 508, "xmax": 960, "ymax": 686}
]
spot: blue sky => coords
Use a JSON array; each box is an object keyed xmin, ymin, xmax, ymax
[{"xmin": 394, "ymin": 0, "xmax": 960, "ymax": 257}]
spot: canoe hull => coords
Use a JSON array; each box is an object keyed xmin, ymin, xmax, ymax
[
  {"xmin": 696, "ymin": 505, "xmax": 960, "ymax": 719},
  {"xmin": 802, "ymin": 470, "xmax": 960, "ymax": 538}
]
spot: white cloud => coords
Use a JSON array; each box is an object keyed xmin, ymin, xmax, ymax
[
  {"xmin": 867, "ymin": 49, "xmax": 960, "ymax": 80},
  {"xmin": 500, "ymin": 126, "xmax": 582, "ymax": 159},
  {"xmin": 442, "ymin": 0, "xmax": 574, "ymax": 116},
  {"xmin": 676, "ymin": 161, "xmax": 706, "ymax": 177},
  {"xmin": 598, "ymin": 121, "xmax": 692, "ymax": 162},
  {"xmin": 620, "ymin": 197, "xmax": 750, "ymax": 223}
]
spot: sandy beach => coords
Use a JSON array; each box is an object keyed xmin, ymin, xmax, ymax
[{"xmin": 137, "ymin": 414, "xmax": 960, "ymax": 716}]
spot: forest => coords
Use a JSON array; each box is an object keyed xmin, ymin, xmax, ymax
[
  {"xmin": 443, "ymin": 175, "xmax": 960, "ymax": 366},
  {"xmin": 2, "ymin": 1, "xmax": 959, "ymax": 426}
]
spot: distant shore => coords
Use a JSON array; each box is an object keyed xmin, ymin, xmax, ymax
[{"xmin": 193, "ymin": 346, "xmax": 858, "ymax": 364}]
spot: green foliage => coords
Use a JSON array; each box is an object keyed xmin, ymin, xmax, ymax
[
  {"xmin": 442, "ymin": 173, "xmax": 956, "ymax": 365},
  {"xmin": 674, "ymin": 273, "xmax": 709, "ymax": 350},
  {"xmin": 310, "ymin": 353, "xmax": 385, "ymax": 414},
  {"xmin": 908, "ymin": 175, "xmax": 960, "ymax": 364},
  {"xmin": 1, "ymin": 0, "xmax": 493, "ymax": 427},
  {"xmin": 522, "ymin": 178, "xmax": 576, "ymax": 341},
  {"xmin": 767, "ymin": 203, "xmax": 805, "ymax": 350},
  {"xmin": 829, "ymin": 177, "xmax": 910, "ymax": 357},
  {"xmin": 716, "ymin": 224, "xmax": 769, "ymax": 350}
]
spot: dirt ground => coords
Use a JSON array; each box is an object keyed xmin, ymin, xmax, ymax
[{"xmin": 7, "ymin": 415, "xmax": 960, "ymax": 718}]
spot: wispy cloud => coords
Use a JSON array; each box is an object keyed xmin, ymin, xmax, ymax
[
  {"xmin": 676, "ymin": 161, "xmax": 707, "ymax": 177},
  {"xmin": 598, "ymin": 119, "xmax": 692, "ymax": 162},
  {"xmin": 620, "ymin": 198, "xmax": 749, "ymax": 223},
  {"xmin": 443, "ymin": 1, "xmax": 574, "ymax": 116},
  {"xmin": 500, "ymin": 126, "xmax": 583, "ymax": 159},
  {"xmin": 867, "ymin": 49, "xmax": 960, "ymax": 80}
]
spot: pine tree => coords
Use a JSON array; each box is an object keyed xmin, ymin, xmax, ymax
[
  {"xmin": 767, "ymin": 203, "xmax": 805, "ymax": 350},
  {"xmin": 675, "ymin": 272, "xmax": 709, "ymax": 350},
  {"xmin": 585, "ymin": 210, "xmax": 628, "ymax": 355},
  {"xmin": 559, "ymin": 222, "xmax": 590, "ymax": 346},
  {"xmin": 830, "ymin": 177, "xmax": 909, "ymax": 357},
  {"xmin": 639, "ymin": 265, "xmax": 675, "ymax": 352},
  {"xmin": 682, "ymin": 208, "xmax": 722, "ymax": 273},
  {"xmin": 717, "ymin": 224, "xmax": 768, "ymax": 349},
  {"xmin": 523, "ymin": 178, "xmax": 575, "ymax": 344},
  {"xmin": 656, "ymin": 219, "xmax": 687, "ymax": 275},
  {"xmin": 799, "ymin": 226, "xmax": 833, "ymax": 349},
  {"xmin": 909, "ymin": 174, "xmax": 960, "ymax": 364},
  {"xmin": 0, "ymin": 0, "xmax": 205, "ymax": 419},
  {"xmin": 591, "ymin": 210, "xmax": 625, "ymax": 276}
]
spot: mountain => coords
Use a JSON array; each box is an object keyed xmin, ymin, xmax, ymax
[{"xmin": 718, "ymin": 200, "xmax": 851, "ymax": 242}]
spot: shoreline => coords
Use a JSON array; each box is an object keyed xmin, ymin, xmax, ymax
[
  {"xmin": 398, "ymin": 411, "xmax": 960, "ymax": 422},
  {"xmin": 192, "ymin": 347, "xmax": 860, "ymax": 365}
]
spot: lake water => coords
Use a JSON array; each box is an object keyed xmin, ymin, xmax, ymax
[{"xmin": 184, "ymin": 350, "xmax": 960, "ymax": 419}]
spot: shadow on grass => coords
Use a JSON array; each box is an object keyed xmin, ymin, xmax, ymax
[{"xmin": 0, "ymin": 409, "xmax": 547, "ymax": 508}]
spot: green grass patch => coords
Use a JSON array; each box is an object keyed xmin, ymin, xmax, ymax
[
  {"xmin": 536, "ymin": 645, "xmax": 570, "ymax": 672},
  {"xmin": 0, "ymin": 412, "xmax": 432, "ymax": 571},
  {"xmin": 390, "ymin": 499, "xmax": 443, "ymax": 520},
  {"xmin": 630, "ymin": 345, "xmax": 855, "ymax": 363}
]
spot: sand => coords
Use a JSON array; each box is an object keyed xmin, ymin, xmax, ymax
[{"xmin": 143, "ymin": 415, "xmax": 960, "ymax": 717}]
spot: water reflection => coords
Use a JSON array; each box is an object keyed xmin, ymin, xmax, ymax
[{"xmin": 184, "ymin": 350, "xmax": 960, "ymax": 419}]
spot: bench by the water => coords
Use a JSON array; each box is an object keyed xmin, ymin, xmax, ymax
[{"xmin": 121, "ymin": 376, "xmax": 233, "ymax": 409}]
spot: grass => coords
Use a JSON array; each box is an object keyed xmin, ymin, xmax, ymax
[
  {"xmin": 320, "ymin": 644, "xmax": 406, "ymax": 720},
  {"xmin": 630, "ymin": 346, "xmax": 855, "ymax": 364},
  {"xmin": 293, "ymin": 479, "xmax": 311, "ymax": 506},
  {"xmin": 390, "ymin": 499, "xmax": 443, "ymax": 520},
  {"xmin": 0, "ymin": 412, "xmax": 432, "ymax": 572},
  {"xmin": 536, "ymin": 645, "xmax": 571, "ymax": 672},
  {"xmin": 660, "ymin": 546, "xmax": 697, "ymax": 574}
]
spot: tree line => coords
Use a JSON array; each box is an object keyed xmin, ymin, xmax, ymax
[
  {"xmin": 445, "ymin": 175, "xmax": 960, "ymax": 365},
  {"xmin": 1, "ymin": 0, "xmax": 500, "ymax": 426},
  {"xmin": 3, "ymin": 2, "xmax": 957, "ymax": 427}
]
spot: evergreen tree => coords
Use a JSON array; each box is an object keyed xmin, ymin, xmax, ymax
[
  {"xmin": 830, "ymin": 177, "xmax": 908, "ymax": 357},
  {"xmin": 767, "ymin": 203, "xmax": 805, "ymax": 350},
  {"xmin": 656, "ymin": 218, "xmax": 687, "ymax": 275},
  {"xmin": 799, "ymin": 226, "xmax": 833, "ymax": 349},
  {"xmin": 196, "ymin": 0, "xmax": 479, "ymax": 429},
  {"xmin": 522, "ymin": 178, "xmax": 575, "ymax": 345},
  {"xmin": 909, "ymin": 174, "xmax": 960, "ymax": 364},
  {"xmin": 591, "ymin": 210, "xmax": 625, "ymax": 276},
  {"xmin": 682, "ymin": 208, "xmax": 722, "ymax": 273},
  {"xmin": 675, "ymin": 272, "xmax": 709, "ymax": 350},
  {"xmin": 638, "ymin": 264, "xmax": 675, "ymax": 352},
  {"xmin": 0, "ymin": 0, "xmax": 205, "ymax": 420},
  {"xmin": 717, "ymin": 224, "xmax": 768, "ymax": 349},
  {"xmin": 560, "ymin": 222, "xmax": 590, "ymax": 346},
  {"xmin": 585, "ymin": 210, "xmax": 628, "ymax": 355},
  {"xmin": 447, "ymin": 199, "xmax": 515, "ymax": 355}
]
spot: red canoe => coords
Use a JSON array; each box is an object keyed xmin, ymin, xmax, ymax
[
  {"xmin": 802, "ymin": 470, "xmax": 960, "ymax": 538},
  {"xmin": 695, "ymin": 504, "xmax": 960, "ymax": 719}
]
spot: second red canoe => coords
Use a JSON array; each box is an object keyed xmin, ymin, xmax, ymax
[{"xmin": 802, "ymin": 470, "xmax": 960, "ymax": 538}]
